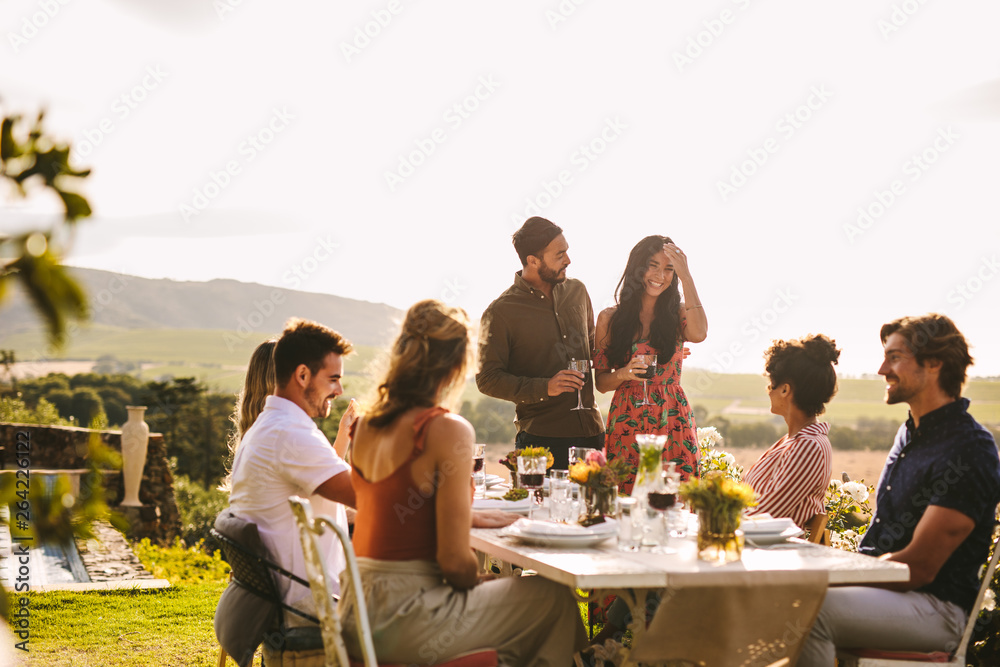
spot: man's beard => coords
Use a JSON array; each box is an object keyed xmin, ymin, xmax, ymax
[{"xmin": 539, "ymin": 263, "xmax": 566, "ymax": 285}]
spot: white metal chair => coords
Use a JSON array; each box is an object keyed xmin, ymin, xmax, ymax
[
  {"xmin": 288, "ymin": 496, "xmax": 497, "ymax": 667},
  {"xmin": 837, "ymin": 530, "xmax": 1000, "ymax": 666}
]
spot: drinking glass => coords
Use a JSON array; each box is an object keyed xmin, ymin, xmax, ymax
[
  {"xmin": 472, "ymin": 443, "xmax": 486, "ymax": 499},
  {"xmin": 517, "ymin": 455, "xmax": 547, "ymax": 520},
  {"xmin": 635, "ymin": 354, "xmax": 657, "ymax": 406},
  {"xmin": 567, "ymin": 358, "xmax": 591, "ymax": 411},
  {"xmin": 569, "ymin": 446, "xmax": 597, "ymax": 465},
  {"xmin": 549, "ymin": 470, "xmax": 570, "ymax": 522},
  {"xmin": 616, "ymin": 497, "xmax": 642, "ymax": 551}
]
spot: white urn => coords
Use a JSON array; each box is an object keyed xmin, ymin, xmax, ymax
[{"xmin": 121, "ymin": 405, "xmax": 150, "ymax": 507}]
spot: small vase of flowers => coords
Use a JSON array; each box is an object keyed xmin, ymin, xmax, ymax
[
  {"xmin": 569, "ymin": 450, "xmax": 629, "ymax": 526},
  {"xmin": 680, "ymin": 471, "xmax": 757, "ymax": 564}
]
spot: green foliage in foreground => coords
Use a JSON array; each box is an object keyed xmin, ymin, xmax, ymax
[{"xmin": 9, "ymin": 582, "xmax": 226, "ymax": 667}]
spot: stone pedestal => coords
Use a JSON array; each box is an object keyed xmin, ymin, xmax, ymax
[{"xmin": 118, "ymin": 504, "xmax": 160, "ymax": 541}]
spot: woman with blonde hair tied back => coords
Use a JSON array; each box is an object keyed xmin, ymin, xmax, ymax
[{"xmin": 345, "ymin": 299, "xmax": 586, "ymax": 665}]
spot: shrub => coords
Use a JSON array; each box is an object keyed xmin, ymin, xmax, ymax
[
  {"xmin": 173, "ymin": 473, "xmax": 229, "ymax": 548},
  {"xmin": 133, "ymin": 537, "xmax": 230, "ymax": 585}
]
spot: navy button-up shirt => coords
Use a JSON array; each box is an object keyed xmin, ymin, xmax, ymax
[{"xmin": 859, "ymin": 398, "xmax": 1000, "ymax": 612}]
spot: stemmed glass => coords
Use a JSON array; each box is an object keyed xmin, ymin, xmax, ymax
[
  {"xmin": 645, "ymin": 462, "xmax": 679, "ymax": 554},
  {"xmin": 472, "ymin": 443, "xmax": 486, "ymax": 499},
  {"xmin": 567, "ymin": 358, "xmax": 591, "ymax": 411},
  {"xmin": 517, "ymin": 455, "xmax": 547, "ymax": 520},
  {"xmin": 635, "ymin": 353, "xmax": 657, "ymax": 406}
]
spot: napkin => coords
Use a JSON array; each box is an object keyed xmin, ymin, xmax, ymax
[{"xmin": 510, "ymin": 518, "xmax": 617, "ymax": 536}]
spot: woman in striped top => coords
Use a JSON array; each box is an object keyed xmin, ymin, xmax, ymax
[{"xmin": 744, "ymin": 334, "xmax": 840, "ymax": 528}]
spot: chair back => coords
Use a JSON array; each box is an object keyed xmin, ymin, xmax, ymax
[
  {"xmin": 805, "ymin": 513, "xmax": 829, "ymax": 545},
  {"xmin": 955, "ymin": 526, "xmax": 1000, "ymax": 662},
  {"xmin": 289, "ymin": 495, "xmax": 379, "ymax": 667}
]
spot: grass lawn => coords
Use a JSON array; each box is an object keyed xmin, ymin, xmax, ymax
[{"xmin": 10, "ymin": 582, "xmax": 227, "ymax": 666}]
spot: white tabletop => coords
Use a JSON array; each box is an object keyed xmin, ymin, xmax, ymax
[{"xmin": 470, "ymin": 528, "xmax": 910, "ymax": 589}]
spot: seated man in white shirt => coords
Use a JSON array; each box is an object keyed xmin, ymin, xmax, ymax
[{"xmin": 229, "ymin": 317, "xmax": 357, "ymax": 622}]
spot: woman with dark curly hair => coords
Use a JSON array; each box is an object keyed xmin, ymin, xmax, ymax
[
  {"xmin": 594, "ymin": 236, "xmax": 708, "ymax": 494},
  {"xmin": 744, "ymin": 334, "xmax": 840, "ymax": 527}
]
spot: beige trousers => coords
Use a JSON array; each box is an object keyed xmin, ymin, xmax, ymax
[{"xmin": 339, "ymin": 558, "xmax": 587, "ymax": 667}]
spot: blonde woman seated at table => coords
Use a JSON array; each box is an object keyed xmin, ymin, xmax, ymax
[
  {"xmin": 744, "ymin": 334, "xmax": 840, "ymax": 528},
  {"xmin": 345, "ymin": 299, "xmax": 587, "ymax": 666}
]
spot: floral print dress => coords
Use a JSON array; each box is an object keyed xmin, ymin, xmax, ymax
[{"xmin": 594, "ymin": 338, "xmax": 698, "ymax": 495}]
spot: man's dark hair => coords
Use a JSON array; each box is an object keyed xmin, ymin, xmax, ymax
[
  {"xmin": 880, "ymin": 313, "xmax": 973, "ymax": 399},
  {"xmin": 273, "ymin": 318, "xmax": 353, "ymax": 386},
  {"xmin": 512, "ymin": 217, "xmax": 563, "ymax": 266}
]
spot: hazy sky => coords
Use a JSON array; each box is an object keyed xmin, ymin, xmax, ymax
[{"xmin": 3, "ymin": 1, "xmax": 999, "ymax": 377}]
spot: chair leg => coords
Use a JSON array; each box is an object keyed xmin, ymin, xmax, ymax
[{"xmin": 217, "ymin": 647, "xmax": 228, "ymax": 667}]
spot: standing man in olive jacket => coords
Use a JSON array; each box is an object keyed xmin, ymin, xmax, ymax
[{"xmin": 477, "ymin": 217, "xmax": 604, "ymax": 469}]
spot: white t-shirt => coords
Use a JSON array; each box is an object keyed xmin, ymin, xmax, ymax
[{"xmin": 229, "ymin": 395, "xmax": 350, "ymax": 616}]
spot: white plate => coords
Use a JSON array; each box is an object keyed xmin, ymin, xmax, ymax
[
  {"xmin": 744, "ymin": 525, "xmax": 804, "ymax": 546},
  {"xmin": 500, "ymin": 519, "xmax": 618, "ymax": 548},
  {"xmin": 485, "ymin": 474, "xmax": 505, "ymax": 488},
  {"xmin": 473, "ymin": 497, "xmax": 532, "ymax": 514}
]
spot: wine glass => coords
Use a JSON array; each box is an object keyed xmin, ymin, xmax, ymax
[
  {"xmin": 517, "ymin": 455, "xmax": 547, "ymax": 520},
  {"xmin": 472, "ymin": 443, "xmax": 486, "ymax": 499},
  {"xmin": 567, "ymin": 358, "xmax": 591, "ymax": 411},
  {"xmin": 635, "ymin": 354, "xmax": 657, "ymax": 406},
  {"xmin": 645, "ymin": 463, "xmax": 678, "ymax": 554}
]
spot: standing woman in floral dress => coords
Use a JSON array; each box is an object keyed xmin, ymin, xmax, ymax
[{"xmin": 594, "ymin": 236, "xmax": 707, "ymax": 494}]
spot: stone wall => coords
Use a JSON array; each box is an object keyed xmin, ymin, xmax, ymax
[{"xmin": 0, "ymin": 422, "xmax": 180, "ymax": 543}]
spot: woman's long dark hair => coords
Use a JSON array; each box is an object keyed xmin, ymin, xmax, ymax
[{"xmin": 606, "ymin": 235, "xmax": 681, "ymax": 368}]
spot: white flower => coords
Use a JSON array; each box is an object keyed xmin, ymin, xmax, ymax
[
  {"xmin": 984, "ymin": 588, "xmax": 996, "ymax": 612},
  {"xmin": 842, "ymin": 481, "xmax": 870, "ymax": 504},
  {"xmin": 697, "ymin": 426, "xmax": 723, "ymax": 448},
  {"xmin": 721, "ymin": 452, "xmax": 736, "ymax": 468},
  {"xmin": 844, "ymin": 530, "xmax": 857, "ymax": 540},
  {"xmin": 829, "ymin": 479, "xmax": 843, "ymax": 491}
]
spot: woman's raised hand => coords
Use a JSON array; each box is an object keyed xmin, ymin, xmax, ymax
[{"xmin": 662, "ymin": 242, "xmax": 692, "ymax": 279}]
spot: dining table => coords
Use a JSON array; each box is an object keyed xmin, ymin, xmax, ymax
[{"xmin": 470, "ymin": 516, "xmax": 910, "ymax": 666}]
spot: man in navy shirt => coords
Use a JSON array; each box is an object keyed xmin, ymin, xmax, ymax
[{"xmin": 800, "ymin": 314, "xmax": 1000, "ymax": 665}]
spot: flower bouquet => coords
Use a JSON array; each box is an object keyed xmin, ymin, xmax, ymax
[
  {"xmin": 696, "ymin": 426, "xmax": 743, "ymax": 482},
  {"xmin": 569, "ymin": 450, "xmax": 629, "ymax": 526},
  {"xmin": 824, "ymin": 478, "xmax": 874, "ymax": 551},
  {"xmin": 680, "ymin": 470, "xmax": 757, "ymax": 563}
]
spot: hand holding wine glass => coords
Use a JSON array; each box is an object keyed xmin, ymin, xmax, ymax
[
  {"xmin": 634, "ymin": 353, "xmax": 657, "ymax": 406},
  {"xmin": 567, "ymin": 358, "xmax": 591, "ymax": 411}
]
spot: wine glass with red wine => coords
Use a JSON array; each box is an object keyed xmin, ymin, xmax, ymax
[
  {"xmin": 635, "ymin": 354, "xmax": 657, "ymax": 406},
  {"xmin": 473, "ymin": 443, "xmax": 486, "ymax": 498},
  {"xmin": 517, "ymin": 454, "xmax": 547, "ymax": 519}
]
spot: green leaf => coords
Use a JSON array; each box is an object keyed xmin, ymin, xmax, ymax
[
  {"xmin": 10, "ymin": 250, "xmax": 88, "ymax": 346},
  {"xmin": 57, "ymin": 189, "xmax": 92, "ymax": 221},
  {"xmin": 0, "ymin": 117, "xmax": 21, "ymax": 161}
]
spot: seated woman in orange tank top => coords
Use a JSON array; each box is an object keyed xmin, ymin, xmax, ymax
[{"xmin": 343, "ymin": 299, "xmax": 587, "ymax": 666}]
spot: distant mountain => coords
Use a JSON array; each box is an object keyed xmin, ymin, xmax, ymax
[{"xmin": 0, "ymin": 267, "xmax": 403, "ymax": 348}]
